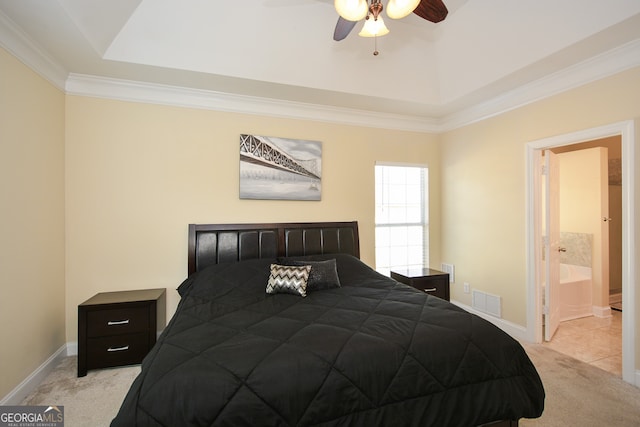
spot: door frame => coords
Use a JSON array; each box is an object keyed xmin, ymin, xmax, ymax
[{"xmin": 525, "ymin": 120, "xmax": 636, "ymax": 385}]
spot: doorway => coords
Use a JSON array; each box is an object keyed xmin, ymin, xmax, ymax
[
  {"xmin": 525, "ymin": 120, "xmax": 636, "ymax": 385},
  {"xmin": 543, "ymin": 142, "xmax": 621, "ymax": 375}
]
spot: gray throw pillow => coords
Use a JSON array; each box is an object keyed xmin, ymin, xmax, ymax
[{"xmin": 280, "ymin": 258, "xmax": 341, "ymax": 291}]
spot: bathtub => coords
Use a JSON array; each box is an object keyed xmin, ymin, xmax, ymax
[
  {"xmin": 543, "ymin": 263, "xmax": 593, "ymax": 322},
  {"xmin": 558, "ymin": 263, "xmax": 593, "ymax": 321}
]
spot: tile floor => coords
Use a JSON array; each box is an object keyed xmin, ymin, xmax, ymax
[{"xmin": 543, "ymin": 310, "xmax": 622, "ymax": 376}]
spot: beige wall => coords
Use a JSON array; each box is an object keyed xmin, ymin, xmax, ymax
[
  {"xmin": 440, "ymin": 66, "xmax": 640, "ymax": 351},
  {"xmin": 64, "ymin": 96, "xmax": 442, "ymax": 341},
  {"xmin": 0, "ymin": 48, "xmax": 66, "ymax": 398}
]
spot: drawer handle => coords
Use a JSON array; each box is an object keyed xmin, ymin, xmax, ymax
[
  {"xmin": 107, "ymin": 319, "xmax": 130, "ymax": 326},
  {"xmin": 107, "ymin": 345, "xmax": 130, "ymax": 352},
  {"xmin": 423, "ymin": 288, "xmax": 437, "ymax": 293}
]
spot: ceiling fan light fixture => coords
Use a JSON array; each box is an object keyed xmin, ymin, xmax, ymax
[
  {"xmin": 358, "ymin": 15, "xmax": 390, "ymax": 37},
  {"xmin": 386, "ymin": 0, "xmax": 421, "ymax": 19},
  {"xmin": 334, "ymin": 0, "xmax": 369, "ymax": 22}
]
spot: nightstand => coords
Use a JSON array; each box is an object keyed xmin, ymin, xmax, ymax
[
  {"xmin": 78, "ymin": 288, "xmax": 166, "ymax": 377},
  {"xmin": 391, "ymin": 268, "xmax": 450, "ymax": 301}
]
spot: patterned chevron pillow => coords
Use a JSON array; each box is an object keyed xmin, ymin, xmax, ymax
[{"xmin": 266, "ymin": 264, "xmax": 312, "ymax": 297}]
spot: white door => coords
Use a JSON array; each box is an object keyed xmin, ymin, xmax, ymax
[
  {"xmin": 544, "ymin": 150, "xmax": 561, "ymax": 341},
  {"xmin": 598, "ymin": 148, "xmax": 610, "ymax": 311}
]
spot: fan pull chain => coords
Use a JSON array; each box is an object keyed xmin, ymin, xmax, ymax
[{"xmin": 373, "ymin": 35, "xmax": 379, "ymax": 56}]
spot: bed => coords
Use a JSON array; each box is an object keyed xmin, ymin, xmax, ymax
[{"xmin": 111, "ymin": 221, "xmax": 544, "ymax": 426}]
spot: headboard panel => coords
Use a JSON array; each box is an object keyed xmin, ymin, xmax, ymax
[{"xmin": 188, "ymin": 221, "xmax": 359, "ymax": 275}]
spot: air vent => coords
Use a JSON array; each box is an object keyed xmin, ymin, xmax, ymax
[
  {"xmin": 472, "ymin": 290, "xmax": 502, "ymax": 318},
  {"xmin": 440, "ymin": 263, "xmax": 454, "ymax": 283}
]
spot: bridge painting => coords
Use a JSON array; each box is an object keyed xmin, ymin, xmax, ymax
[{"xmin": 240, "ymin": 134, "xmax": 322, "ymax": 200}]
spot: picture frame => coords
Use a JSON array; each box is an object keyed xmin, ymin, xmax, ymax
[{"xmin": 239, "ymin": 134, "xmax": 322, "ymax": 200}]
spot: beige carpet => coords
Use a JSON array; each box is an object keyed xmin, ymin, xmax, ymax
[
  {"xmin": 520, "ymin": 342, "xmax": 640, "ymax": 426},
  {"xmin": 20, "ymin": 344, "xmax": 640, "ymax": 426},
  {"xmin": 20, "ymin": 357, "xmax": 140, "ymax": 426}
]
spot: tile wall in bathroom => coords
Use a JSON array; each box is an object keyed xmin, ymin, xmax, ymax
[{"xmin": 559, "ymin": 231, "xmax": 592, "ymax": 267}]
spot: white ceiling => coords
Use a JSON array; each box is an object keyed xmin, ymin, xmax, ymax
[{"xmin": 2, "ymin": 0, "xmax": 640, "ymax": 130}]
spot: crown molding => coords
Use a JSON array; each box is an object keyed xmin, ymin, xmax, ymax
[
  {"xmin": 65, "ymin": 74, "xmax": 442, "ymax": 133},
  {"xmin": 3, "ymin": 6, "xmax": 640, "ymax": 133},
  {"xmin": 440, "ymin": 39, "xmax": 640, "ymax": 131},
  {"xmin": 66, "ymin": 38, "xmax": 640, "ymax": 133},
  {"xmin": 0, "ymin": 10, "xmax": 67, "ymax": 90}
]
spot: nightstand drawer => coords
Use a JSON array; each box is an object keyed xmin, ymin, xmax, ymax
[
  {"xmin": 87, "ymin": 333, "xmax": 150, "ymax": 369},
  {"xmin": 411, "ymin": 277, "xmax": 448, "ymax": 300},
  {"xmin": 87, "ymin": 306, "xmax": 150, "ymax": 337},
  {"xmin": 391, "ymin": 268, "xmax": 450, "ymax": 301}
]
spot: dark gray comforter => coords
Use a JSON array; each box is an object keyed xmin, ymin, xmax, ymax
[{"xmin": 111, "ymin": 254, "xmax": 544, "ymax": 426}]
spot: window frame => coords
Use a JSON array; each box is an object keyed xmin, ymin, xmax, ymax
[{"xmin": 374, "ymin": 162, "xmax": 429, "ymax": 275}]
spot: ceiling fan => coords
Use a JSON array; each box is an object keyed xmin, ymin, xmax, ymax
[{"xmin": 333, "ymin": 0, "xmax": 448, "ymax": 54}]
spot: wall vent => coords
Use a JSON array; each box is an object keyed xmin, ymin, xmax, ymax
[
  {"xmin": 472, "ymin": 290, "xmax": 502, "ymax": 318},
  {"xmin": 440, "ymin": 263, "xmax": 455, "ymax": 283}
]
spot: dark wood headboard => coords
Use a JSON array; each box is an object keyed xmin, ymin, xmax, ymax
[{"xmin": 188, "ymin": 221, "xmax": 360, "ymax": 275}]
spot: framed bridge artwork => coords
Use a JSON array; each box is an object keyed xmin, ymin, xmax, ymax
[{"xmin": 239, "ymin": 134, "xmax": 322, "ymax": 200}]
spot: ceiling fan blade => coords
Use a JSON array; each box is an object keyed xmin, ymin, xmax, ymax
[
  {"xmin": 413, "ymin": 0, "xmax": 448, "ymax": 23},
  {"xmin": 333, "ymin": 17, "xmax": 358, "ymax": 41}
]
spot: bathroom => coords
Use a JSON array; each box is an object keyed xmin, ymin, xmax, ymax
[
  {"xmin": 555, "ymin": 231, "xmax": 595, "ymax": 322},
  {"xmin": 544, "ymin": 139, "xmax": 623, "ymax": 375}
]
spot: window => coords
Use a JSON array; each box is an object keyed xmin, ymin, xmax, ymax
[{"xmin": 375, "ymin": 164, "xmax": 428, "ymax": 275}]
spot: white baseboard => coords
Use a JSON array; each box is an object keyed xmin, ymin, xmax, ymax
[
  {"xmin": 0, "ymin": 344, "xmax": 69, "ymax": 405},
  {"xmin": 450, "ymin": 299, "xmax": 529, "ymax": 342},
  {"xmin": 67, "ymin": 341, "xmax": 78, "ymax": 356},
  {"xmin": 593, "ymin": 305, "xmax": 612, "ymax": 318}
]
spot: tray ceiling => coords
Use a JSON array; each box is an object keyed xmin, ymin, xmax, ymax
[{"xmin": 1, "ymin": 0, "xmax": 640, "ymax": 128}]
